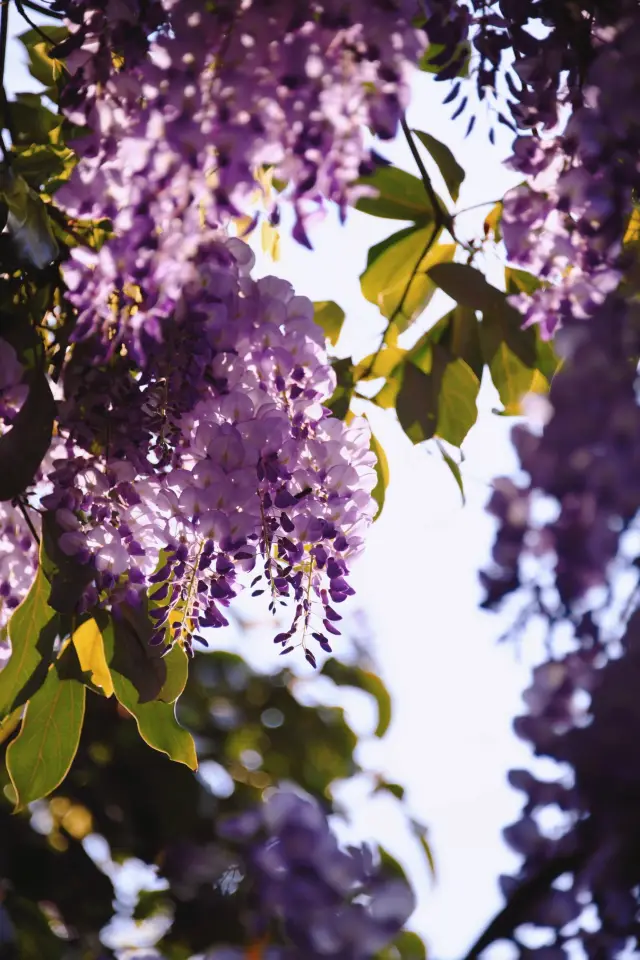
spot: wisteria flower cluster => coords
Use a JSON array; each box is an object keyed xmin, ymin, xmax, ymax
[{"xmin": 213, "ymin": 787, "xmax": 415, "ymax": 958}]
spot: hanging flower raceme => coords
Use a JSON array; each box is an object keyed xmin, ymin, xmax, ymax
[
  {"xmin": 55, "ymin": 0, "xmax": 427, "ymax": 246},
  {"xmin": 212, "ymin": 787, "xmax": 416, "ymax": 958}
]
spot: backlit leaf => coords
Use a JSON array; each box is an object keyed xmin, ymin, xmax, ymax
[
  {"xmin": 395, "ymin": 361, "xmax": 439, "ymax": 443},
  {"xmin": 361, "ymin": 227, "xmax": 455, "ymax": 332},
  {"xmin": 368, "ymin": 427, "xmax": 389, "ymax": 519},
  {"xmin": 0, "ymin": 565, "xmax": 57, "ymax": 718},
  {"xmin": 436, "ymin": 357, "xmax": 479, "ymax": 446},
  {"xmin": 313, "ymin": 301, "xmax": 345, "ymax": 347},
  {"xmin": 356, "ymin": 165, "xmax": 437, "ymax": 222},
  {"xmin": 412, "ymin": 129, "xmax": 465, "ymax": 202},
  {"xmin": 72, "ymin": 619, "xmax": 114, "ymax": 698},
  {"xmin": 321, "ymin": 659, "xmax": 392, "ymax": 737},
  {"xmin": 6, "ymin": 663, "xmax": 85, "ymax": 809}
]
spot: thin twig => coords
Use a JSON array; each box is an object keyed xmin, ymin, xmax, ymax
[
  {"xmin": 13, "ymin": 0, "xmax": 58, "ymax": 44},
  {"xmin": 16, "ymin": 498, "xmax": 41, "ymax": 547},
  {"xmin": 20, "ymin": 0, "xmax": 64, "ymax": 19}
]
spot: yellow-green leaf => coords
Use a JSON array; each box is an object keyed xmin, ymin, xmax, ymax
[
  {"xmin": 6, "ymin": 665, "xmax": 85, "ymax": 809},
  {"xmin": 313, "ymin": 301, "xmax": 345, "ymax": 347},
  {"xmin": 369, "ymin": 428, "xmax": 389, "ymax": 519},
  {"xmin": 72, "ymin": 618, "xmax": 114, "ymax": 698},
  {"xmin": 412, "ymin": 129, "xmax": 465, "ymax": 203},
  {"xmin": 356, "ymin": 165, "xmax": 438, "ymax": 222},
  {"xmin": 436, "ymin": 357, "xmax": 479, "ymax": 446},
  {"xmin": 361, "ymin": 227, "xmax": 455, "ymax": 332},
  {"xmin": 0, "ymin": 566, "xmax": 56, "ymax": 718}
]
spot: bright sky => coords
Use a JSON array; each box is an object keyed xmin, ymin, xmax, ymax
[{"xmin": 7, "ymin": 16, "xmax": 546, "ymax": 959}]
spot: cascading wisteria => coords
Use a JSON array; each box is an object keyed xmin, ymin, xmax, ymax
[
  {"xmin": 208, "ymin": 788, "xmax": 415, "ymax": 959},
  {"xmin": 500, "ymin": 4, "xmax": 640, "ymax": 336}
]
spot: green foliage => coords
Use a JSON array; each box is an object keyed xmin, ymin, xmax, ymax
[
  {"xmin": 369, "ymin": 425, "xmax": 390, "ymax": 518},
  {"xmin": 0, "ymin": 167, "xmax": 59, "ymax": 268},
  {"xmin": 356, "ymin": 164, "xmax": 442, "ymax": 222},
  {"xmin": 313, "ymin": 299, "xmax": 345, "ymax": 346},
  {"xmin": 321, "ymin": 657, "xmax": 392, "ymax": 738},
  {"xmin": 412, "ymin": 129, "xmax": 466, "ymax": 203},
  {"xmin": 6, "ymin": 658, "xmax": 86, "ymax": 810},
  {"xmin": 360, "ymin": 225, "xmax": 454, "ymax": 332},
  {"xmin": 0, "ymin": 564, "xmax": 57, "ymax": 717}
]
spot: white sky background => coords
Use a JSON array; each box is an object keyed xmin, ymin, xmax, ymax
[{"xmin": 5, "ymin": 16, "xmax": 550, "ymax": 959}]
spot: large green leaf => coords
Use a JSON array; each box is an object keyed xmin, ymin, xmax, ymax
[
  {"xmin": 313, "ymin": 300, "xmax": 345, "ymax": 347},
  {"xmin": 102, "ymin": 619, "xmax": 197, "ymax": 769},
  {"xmin": 321, "ymin": 659, "xmax": 392, "ymax": 737},
  {"xmin": 394, "ymin": 361, "xmax": 439, "ymax": 444},
  {"xmin": 436, "ymin": 357, "xmax": 479, "ymax": 446},
  {"xmin": 412, "ymin": 129, "xmax": 465, "ymax": 203},
  {"xmin": 0, "ymin": 368, "xmax": 56, "ymax": 501},
  {"xmin": 355, "ymin": 165, "xmax": 438, "ymax": 222},
  {"xmin": 361, "ymin": 226, "xmax": 455, "ymax": 332},
  {"xmin": 6, "ymin": 661, "xmax": 85, "ymax": 809},
  {"xmin": 327, "ymin": 358, "xmax": 355, "ymax": 421},
  {"xmin": 18, "ymin": 27, "xmax": 68, "ymax": 89},
  {"xmin": 0, "ymin": 566, "xmax": 57, "ymax": 718}
]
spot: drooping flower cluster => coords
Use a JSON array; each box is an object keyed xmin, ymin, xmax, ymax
[
  {"xmin": 213, "ymin": 787, "xmax": 415, "ymax": 958},
  {"xmin": 55, "ymin": 0, "xmax": 427, "ymax": 244},
  {"xmin": 474, "ymin": 292, "xmax": 640, "ymax": 952},
  {"xmin": 43, "ymin": 241, "xmax": 378, "ymax": 659},
  {"xmin": 501, "ymin": 8, "xmax": 640, "ymax": 336}
]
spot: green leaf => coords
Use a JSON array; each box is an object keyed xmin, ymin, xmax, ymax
[
  {"xmin": 436, "ymin": 440, "xmax": 465, "ymax": 505},
  {"xmin": 13, "ymin": 143, "xmax": 75, "ymax": 192},
  {"xmin": 411, "ymin": 305, "xmax": 483, "ymax": 379},
  {"xmin": 480, "ymin": 327, "xmax": 535, "ymax": 412},
  {"xmin": 411, "ymin": 819, "xmax": 437, "ymax": 880},
  {"xmin": 313, "ymin": 301, "xmax": 345, "ymax": 346},
  {"xmin": 369, "ymin": 427, "xmax": 389, "ymax": 520},
  {"xmin": 102, "ymin": 620, "xmax": 197, "ymax": 769},
  {"xmin": 6, "ymin": 662, "xmax": 85, "ymax": 809},
  {"xmin": 428, "ymin": 261, "xmax": 507, "ymax": 312},
  {"xmin": 18, "ymin": 27, "xmax": 68, "ymax": 89},
  {"xmin": 419, "ymin": 39, "xmax": 471, "ymax": 78},
  {"xmin": 0, "ymin": 367, "xmax": 56, "ymax": 501},
  {"xmin": 395, "ymin": 361, "xmax": 439, "ymax": 443},
  {"xmin": 412, "ymin": 129, "xmax": 465, "ymax": 203},
  {"xmin": 355, "ymin": 165, "xmax": 437, "ymax": 222},
  {"xmin": 386, "ymin": 931, "xmax": 428, "ymax": 960},
  {"xmin": 436, "ymin": 357, "xmax": 479, "ymax": 446},
  {"xmin": 0, "ymin": 168, "xmax": 59, "ymax": 269},
  {"xmin": 327, "ymin": 358, "xmax": 355, "ymax": 421},
  {"xmin": 0, "ymin": 566, "xmax": 57, "ymax": 718},
  {"xmin": 157, "ymin": 643, "xmax": 189, "ymax": 704},
  {"xmin": 2, "ymin": 94, "xmax": 62, "ymax": 149},
  {"xmin": 484, "ymin": 200, "xmax": 503, "ymax": 242},
  {"xmin": 321, "ymin": 659, "xmax": 392, "ymax": 738},
  {"xmin": 361, "ymin": 226, "xmax": 455, "ymax": 333},
  {"xmin": 354, "ymin": 345, "xmax": 406, "ymax": 382}
]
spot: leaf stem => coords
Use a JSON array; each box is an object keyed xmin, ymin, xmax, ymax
[
  {"xmin": 13, "ymin": 0, "xmax": 58, "ymax": 44},
  {"xmin": 20, "ymin": 0, "xmax": 64, "ymax": 19}
]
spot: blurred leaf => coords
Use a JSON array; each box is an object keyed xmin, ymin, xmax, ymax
[
  {"xmin": 412, "ymin": 129, "xmax": 465, "ymax": 202},
  {"xmin": 0, "ymin": 369, "xmax": 56, "ymax": 502},
  {"xmin": 313, "ymin": 301, "xmax": 345, "ymax": 347},
  {"xmin": 505, "ymin": 266, "xmax": 541, "ymax": 297},
  {"xmin": 72, "ymin": 618, "xmax": 114, "ymax": 698},
  {"xmin": 361, "ymin": 226, "xmax": 454, "ymax": 332},
  {"xmin": 321, "ymin": 659, "xmax": 392, "ymax": 738},
  {"xmin": 13, "ymin": 143, "xmax": 75, "ymax": 192},
  {"xmin": 384, "ymin": 931, "xmax": 428, "ymax": 959},
  {"xmin": 354, "ymin": 345, "xmax": 406, "ymax": 382},
  {"xmin": 4, "ymin": 94, "xmax": 61, "ymax": 147},
  {"xmin": 436, "ymin": 356, "xmax": 479, "ymax": 446},
  {"xmin": 419, "ymin": 39, "xmax": 471, "ymax": 78},
  {"xmin": 373, "ymin": 779, "xmax": 405, "ymax": 801},
  {"xmin": 411, "ymin": 819, "xmax": 436, "ymax": 881},
  {"xmin": 6, "ymin": 663, "xmax": 85, "ymax": 809},
  {"xmin": 356, "ymin": 165, "xmax": 438, "ymax": 222},
  {"xmin": 484, "ymin": 200, "xmax": 503, "ymax": 242},
  {"xmin": 102, "ymin": 621, "xmax": 197, "ymax": 769},
  {"xmin": 395, "ymin": 361, "xmax": 439, "ymax": 443},
  {"xmin": 369, "ymin": 427, "xmax": 389, "ymax": 519},
  {"xmin": 327, "ymin": 358, "xmax": 355, "ymax": 420},
  {"xmin": 436, "ymin": 440, "xmax": 465, "ymax": 505},
  {"xmin": 0, "ymin": 566, "xmax": 57, "ymax": 718},
  {"xmin": 18, "ymin": 26, "xmax": 68, "ymax": 88},
  {"xmin": 0, "ymin": 168, "xmax": 59, "ymax": 269}
]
